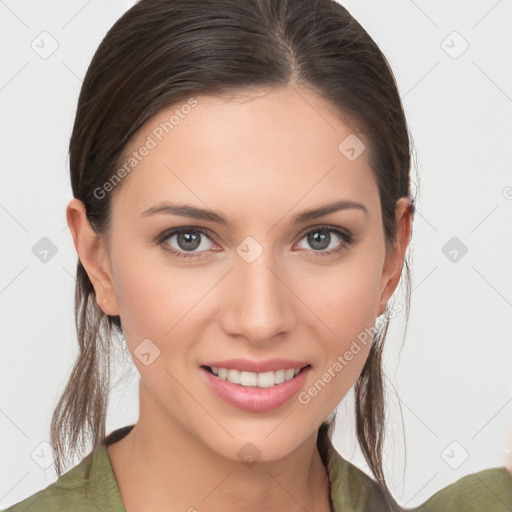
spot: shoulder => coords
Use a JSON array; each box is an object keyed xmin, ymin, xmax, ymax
[
  {"xmin": 327, "ymin": 440, "xmax": 512, "ymax": 512},
  {"xmin": 407, "ymin": 467, "xmax": 512, "ymax": 512},
  {"xmin": 1, "ymin": 441, "xmax": 125, "ymax": 512},
  {"xmin": 0, "ymin": 453, "xmax": 94, "ymax": 512},
  {"xmin": 327, "ymin": 446, "xmax": 399, "ymax": 511}
]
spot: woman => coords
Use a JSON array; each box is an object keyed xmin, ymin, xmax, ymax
[{"xmin": 3, "ymin": 0, "xmax": 511, "ymax": 511}]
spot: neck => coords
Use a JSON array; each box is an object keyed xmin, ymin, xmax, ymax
[{"xmin": 107, "ymin": 392, "xmax": 333, "ymax": 512}]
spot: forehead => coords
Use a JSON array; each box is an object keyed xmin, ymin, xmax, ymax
[{"xmin": 111, "ymin": 86, "xmax": 379, "ymax": 226}]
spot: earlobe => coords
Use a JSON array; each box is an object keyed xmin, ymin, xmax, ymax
[
  {"xmin": 66, "ymin": 198, "xmax": 119, "ymax": 316},
  {"xmin": 376, "ymin": 197, "xmax": 412, "ymax": 317}
]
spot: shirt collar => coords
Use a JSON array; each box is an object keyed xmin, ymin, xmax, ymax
[{"xmin": 87, "ymin": 425, "xmax": 380, "ymax": 512}]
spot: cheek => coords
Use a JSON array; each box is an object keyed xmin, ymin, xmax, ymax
[
  {"xmin": 301, "ymin": 245, "xmax": 384, "ymax": 367},
  {"xmin": 293, "ymin": 259, "xmax": 383, "ymax": 414},
  {"xmin": 322, "ymin": 272, "xmax": 378, "ymax": 365},
  {"xmin": 109, "ymin": 238, "xmax": 203, "ymax": 354},
  {"xmin": 298, "ymin": 255, "xmax": 383, "ymax": 343}
]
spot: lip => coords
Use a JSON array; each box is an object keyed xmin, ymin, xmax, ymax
[
  {"xmin": 201, "ymin": 358, "xmax": 310, "ymax": 373},
  {"xmin": 200, "ymin": 365, "xmax": 311, "ymax": 413}
]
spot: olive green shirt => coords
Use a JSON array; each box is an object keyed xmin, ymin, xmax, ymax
[{"xmin": 2, "ymin": 425, "xmax": 511, "ymax": 511}]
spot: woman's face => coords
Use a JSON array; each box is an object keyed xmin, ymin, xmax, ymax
[{"xmin": 81, "ymin": 85, "xmax": 407, "ymax": 462}]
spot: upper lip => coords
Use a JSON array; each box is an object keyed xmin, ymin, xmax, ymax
[{"xmin": 202, "ymin": 358, "xmax": 310, "ymax": 373}]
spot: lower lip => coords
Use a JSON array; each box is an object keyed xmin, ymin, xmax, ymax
[{"xmin": 200, "ymin": 366, "xmax": 311, "ymax": 412}]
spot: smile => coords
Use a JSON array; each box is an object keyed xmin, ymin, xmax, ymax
[
  {"xmin": 200, "ymin": 362, "xmax": 311, "ymax": 412},
  {"xmin": 204, "ymin": 366, "xmax": 305, "ymax": 388}
]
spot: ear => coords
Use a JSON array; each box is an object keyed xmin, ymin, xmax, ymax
[
  {"xmin": 66, "ymin": 198, "xmax": 120, "ymax": 316},
  {"xmin": 376, "ymin": 197, "xmax": 413, "ymax": 317}
]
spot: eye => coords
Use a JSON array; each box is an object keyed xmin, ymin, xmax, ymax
[
  {"xmin": 156, "ymin": 224, "xmax": 354, "ymax": 261},
  {"xmin": 294, "ymin": 225, "xmax": 353, "ymax": 257},
  {"xmin": 157, "ymin": 227, "xmax": 217, "ymax": 260}
]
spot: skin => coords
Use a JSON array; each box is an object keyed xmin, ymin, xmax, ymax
[{"xmin": 67, "ymin": 85, "xmax": 412, "ymax": 512}]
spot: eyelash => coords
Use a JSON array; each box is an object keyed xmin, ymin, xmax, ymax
[{"xmin": 156, "ymin": 225, "xmax": 354, "ymax": 260}]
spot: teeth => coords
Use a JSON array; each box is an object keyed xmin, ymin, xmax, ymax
[
  {"xmin": 240, "ymin": 371, "xmax": 258, "ymax": 386},
  {"xmin": 274, "ymin": 369, "xmax": 286, "ymax": 384},
  {"xmin": 210, "ymin": 366, "xmax": 303, "ymax": 387},
  {"xmin": 227, "ymin": 369, "xmax": 240, "ymax": 384}
]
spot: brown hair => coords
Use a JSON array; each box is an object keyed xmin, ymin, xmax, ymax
[{"xmin": 51, "ymin": 0, "xmax": 416, "ymax": 507}]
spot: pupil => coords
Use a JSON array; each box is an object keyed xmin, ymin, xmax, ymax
[
  {"xmin": 178, "ymin": 232, "xmax": 200, "ymax": 251},
  {"xmin": 309, "ymin": 230, "xmax": 329, "ymax": 250}
]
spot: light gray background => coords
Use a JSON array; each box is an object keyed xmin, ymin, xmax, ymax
[{"xmin": 1, "ymin": 0, "xmax": 511, "ymax": 509}]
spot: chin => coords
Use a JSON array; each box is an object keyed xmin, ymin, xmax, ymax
[{"xmin": 196, "ymin": 422, "xmax": 313, "ymax": 465}]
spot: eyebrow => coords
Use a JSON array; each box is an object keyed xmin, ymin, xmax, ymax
[{"xmin": 140, "ymin": 199, "xmax": 368, "ymax": 226}]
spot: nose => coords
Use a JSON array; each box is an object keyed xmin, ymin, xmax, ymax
[{"xmin": 220, "ymin": 245, "xmax": 297, "ymax": 346}]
